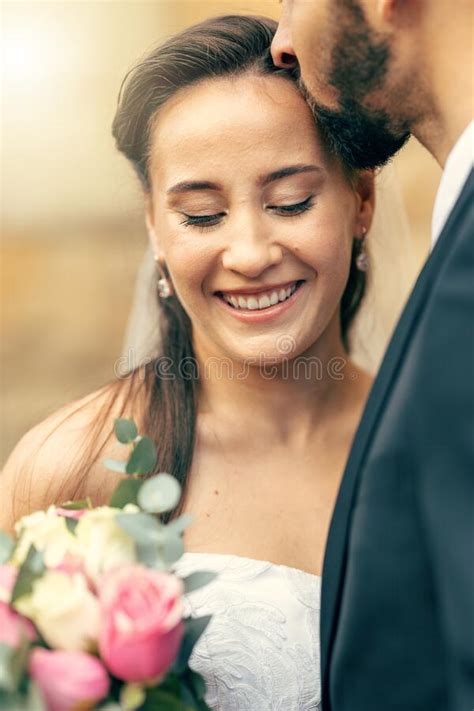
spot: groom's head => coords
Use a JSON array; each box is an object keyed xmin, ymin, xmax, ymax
[{"xmin": 272, "ymin": 0, "xmax": 426, "ymax": 170}]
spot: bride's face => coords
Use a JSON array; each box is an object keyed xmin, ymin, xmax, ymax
[{"xmin": 146, "ymin": 74, "xmax": 373, "ymax": 364}]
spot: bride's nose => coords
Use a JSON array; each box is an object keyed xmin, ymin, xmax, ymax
[{"xmin": 221, "ymin": 220, "xmax": 283, "ymax": 277}]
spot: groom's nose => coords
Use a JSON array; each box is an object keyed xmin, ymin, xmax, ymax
[{"xmin": 271, "ymin": 18, "xmax": 298, "ymax": 69}]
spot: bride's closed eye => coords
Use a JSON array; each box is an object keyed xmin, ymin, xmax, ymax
[
  {"xmin": 267, "ymin": 195, "xmax": 315, "ymax": 216},
  {"xmin": 179, "ymin": 195, "xmax": 315, "ymax": 231},
  {"xmin": 179, "ymin": 212, "xmax": 227, "ymax": 231}
]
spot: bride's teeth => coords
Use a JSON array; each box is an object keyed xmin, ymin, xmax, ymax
[{"xmin": 222, "ymin": 282, "xmax": 300, "ymax": 310}]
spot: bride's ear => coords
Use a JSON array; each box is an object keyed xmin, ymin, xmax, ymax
[{"xmin": 354, "ymin": 170, "xmax": 376, "ymax": 235}]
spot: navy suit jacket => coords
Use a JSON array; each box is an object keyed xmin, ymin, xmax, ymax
[{"xmin": 321, "ymin": 171, "xmax": 474, "ymax": 711}]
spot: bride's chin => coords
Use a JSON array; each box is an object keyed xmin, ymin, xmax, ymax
[{"xmin": 221, "ymin": 340, "xmax": 304, "ymax": 366}]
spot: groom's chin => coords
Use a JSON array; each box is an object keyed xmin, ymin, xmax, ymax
[{"xmin": 314, "ymin": 102, "xmax": 411, "ymax": 171}]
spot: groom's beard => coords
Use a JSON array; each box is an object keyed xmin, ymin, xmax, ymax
[
  {"xmin": 311, "ymin": 99, "xmax": 410, "ymax": 171},
  {"xmin": 303, "ymin": 0, "xmax": 411, "ymax": 170}
]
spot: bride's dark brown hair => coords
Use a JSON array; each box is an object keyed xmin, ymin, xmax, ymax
[{"xmin": 27, "ymin": 15, "xmax": 366, "ymax": 522}]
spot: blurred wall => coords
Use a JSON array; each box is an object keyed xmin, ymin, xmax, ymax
[{"xmin": 1, "ymin": 1, "xmax": 441, "ymax": 463}]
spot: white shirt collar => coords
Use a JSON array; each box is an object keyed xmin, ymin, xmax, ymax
[{"xmin": 431, "ymin": 120, "xmax": 474, "ymax": 247}]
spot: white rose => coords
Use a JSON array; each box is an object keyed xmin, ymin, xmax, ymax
[
  {"xmin": 13, "ymin": 506, "xmax": 79, "ymax": 568},
  {"xmin": 15, "ymin": 570, "xmax": 99, "ymax": 651},
  {"xmin": 75, "ymin": 505, "xmax": 138, "ymax": 585}
]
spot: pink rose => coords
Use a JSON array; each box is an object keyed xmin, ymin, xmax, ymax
[
  {"xmin": 0, "ymin": 565, "xmax": 36, "ymax": 647},
  {"xmin": 55, "ymin": 507, "xmax": 87, "ymax": 520},
  {"xmin": 29, "ymin": 648, "xmax": 110, "ymax": 711},
  {"xmin": 0, "ymin": 564, "xmax": 18, "ymax": 597},
  {"xmin": 98, "ymin": 564, "xmax": 184, "ymax": 683},
  {"xmin": 0, "ymin": 601, "xmax": 36, "ymax": 647}
]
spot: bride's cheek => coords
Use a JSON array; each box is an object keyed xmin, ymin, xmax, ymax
[
  {"xmin": 298, "ymin": 214, "xmax": 351, "ymax": 267},
  {"xmin": 167, "ymin": 243, "xmax": 214, "ymax": 306}
]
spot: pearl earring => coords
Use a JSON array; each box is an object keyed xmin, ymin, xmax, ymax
[
  {"xmin": 154, "ymin": 255, "xmax": 173, "ymax": 298},
  {"xmin": 355, "ymin": 227, "xmax": 369, "ymax": 272}
]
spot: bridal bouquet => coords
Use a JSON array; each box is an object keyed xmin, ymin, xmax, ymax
[{"xmin": 0, "ymin": 419, "xmax": 215, "ymax": 711}]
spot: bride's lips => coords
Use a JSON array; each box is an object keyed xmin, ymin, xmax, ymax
[{"xmin": 213, "ymin": 280, "xmax": 306, "ymax": 323}]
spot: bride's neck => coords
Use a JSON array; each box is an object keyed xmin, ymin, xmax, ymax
[{"xmin": 193, "ymin": 325, "xmax": 370, "ymax": 447}]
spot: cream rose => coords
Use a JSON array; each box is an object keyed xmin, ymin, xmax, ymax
[
  {"xmin": 13, "ymin": 506, "xmax": 79, "ymax": 568},
  {"xmin": 75, "ymin": 505, "xmax": 138, "ymax": 585},
  {"xmin": 15, "ymin": 570, "xmax": 100, "ymax": 652}
]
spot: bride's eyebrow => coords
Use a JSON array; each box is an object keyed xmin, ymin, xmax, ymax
[
  {"xmin": 260, "ymin": 164, "xmax": 322, "ymax": 187},
  {"xmin": 167, "ymin": 165, "xmax": 322, "ymax": 195},
  {"xmin": 167, "ymin": 180, "xmax": 220, "ymax": 195}
]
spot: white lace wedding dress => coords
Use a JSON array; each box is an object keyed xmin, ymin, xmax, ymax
[{"xmin": 172, "ymin": 552, "xmax": 322, "ymax": 710}]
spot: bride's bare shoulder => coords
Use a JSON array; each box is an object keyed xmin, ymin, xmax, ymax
[{"xmin": 0, "ymin": 370, "xmax": 148, "ymax": 532}]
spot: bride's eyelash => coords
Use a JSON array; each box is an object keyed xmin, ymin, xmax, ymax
[
  {"xmin": 268, "ymin": 195, "xmax": 315, "ymax": 216},
  {"xmin": 179, "ymin": 213, "xmax": 226, "ymax": 231},
  {"xmin": 179, "ymin": 196, "xmax": 315, "ymax": 232}
]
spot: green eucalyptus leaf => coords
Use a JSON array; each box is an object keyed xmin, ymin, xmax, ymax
[
  {"xmin": 59, "ymin": 497, "xmax": 92, "ymax": 511},
  {"xmin": 0, "ymin": 691, "xmax": 28, "ymax": 711},
  {"xmin": 165, "ymin": 513, "xmax": 194, "ymax": 537},
  {"xmin": 11, "ymin": 547, "xmax": 45, "ymax": 604},
  {"xmin": 0, "ymin": 635, "xmax": 31, "ymax": 693},
  {"xmin": 196, "ymin": 699, "xmax": 213, "ymax": 711},
  {"xmin": 0, "ymin": 643, "xmax": 16, "ymax": 692},
  {"xmin": 141, "ymin": 689, "xmax": 193, "ymax": 711},
  {"xmin": 179, "ymin": 684, "xmax": 197, "ymax": 708},
  {"xmin": 135, "ymin": 542, "xmax": 166, "ymax": 570},
  {"xmin": 153, "ymin": 672, "xmax": 180, "ymax": 695},
  {"xmin": 0, "ymin": 531, "xmax": 14, "ymax": 565},
  {"xmin": 114, "ymin": 418, "xmax": 138, "ymax": 444},
  {"xmin": 182, "ymin": 571, "xmax": 218, "ymax": 595},
  {"xmin": 109, "ymin": 478, "xmax": 143, "ymax": 508},
  {"xmin": 187, "ymin": 669, "xmax": 207, "ymax": 701},
  {"xmin": 138, "ymin": 473, "xmax": 181, "ymax": 514},
  {"xmin": 58, "ymin": 499, "xmax": 91, "ymax": 511},
  {"xmin": 126, "ymin": 437, "xmax": 157, "ymax": 476},
  {"xmin": 26, "ymin": 681, "xmax": 47, "ymax": 711},
  {"xmin": 103, "ymin": 458, "xmax": 128, "ymax": 475},
  {"xmin": 172, "ymin": 615, "xmax": 212, "ymax": 674},
  {"xmin": 116, "ymin": 512, "xmax": 161, "ymax": 545},
  {"xmin": 158, "ymin": 528, "xmax": 185, "ymax": 566},
  {"xmin": 65, "ymin": 518, "xmax": 78, "ymax": 535}
]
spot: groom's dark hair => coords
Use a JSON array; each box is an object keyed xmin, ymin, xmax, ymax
[{"xmin": 54, "ymin": 16, "xmax": 368, "ymax": 521}]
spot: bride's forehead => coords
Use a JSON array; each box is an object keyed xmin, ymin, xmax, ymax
[{"xmin": 148, "ymin": 76, "xmax": 322, "ymax": 174}]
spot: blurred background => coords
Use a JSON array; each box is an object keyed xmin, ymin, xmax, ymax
[{"xmin": 1, "ymin": 0, "xmax": 441, "ymax": 464}]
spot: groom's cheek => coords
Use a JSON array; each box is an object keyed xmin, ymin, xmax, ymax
[{"xmin": 285, "ymin": 2, "xmax": 340, "ymax": 109}]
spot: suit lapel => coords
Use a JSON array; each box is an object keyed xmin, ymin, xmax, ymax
[{"xmin": 320, "ymin": 170, "xmax": 474, "ymax": 694}]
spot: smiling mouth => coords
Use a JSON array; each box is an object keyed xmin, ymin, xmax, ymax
[{"xmin": 215, "ymin": 280, "xmax": 305, "ymax": 311}]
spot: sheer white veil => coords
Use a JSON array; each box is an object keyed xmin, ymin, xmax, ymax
[
  {"xmin": 121, "ymin": 164, "xmax": 418, "ymax": 375},
  {"xmin": 350, "ymin": 163, "xmax": 419, "ymax": 373}
]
